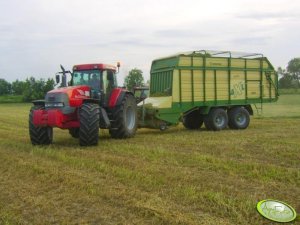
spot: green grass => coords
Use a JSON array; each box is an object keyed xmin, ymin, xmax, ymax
[
  {"xmin": 279, "ymin": 88, "xmax": 300, "ymax": 95},
  {"xmin": 0, "ymin": 95, "xmax": 23, "ymax": 104},
  {"xmin": 0, "ymin": 96, "xmax": 299, "ymax": 225},
  {"xmin": 261, "ymin": 95, "xmax": 300, "ymax": 118}
]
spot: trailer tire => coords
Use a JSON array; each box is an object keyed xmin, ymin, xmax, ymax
[
  {"xmin": 109, "ymin": 94, "xmax": 137, "ymax": 138},
  {"xmin": 29, "ymin": 105, "xmax": 53, "ymax": 145},
  {"xmin": 79, "ymin": 103, "xmax": 99, "ymax": 146},
  {"xmin": 182, "ymin": 110, "xmax": 203, "ymax": 129},
  {"xmin": 228, "ymin": 107, "xmax": 250, "ymax": 129},
  {"xmin": 205, "ymin": 108, "xmax": 228, "ymax": 131},
  {"xmin": 204, "ymin": 115, "xmax": 212, "ymax": 130},
  {"xmin": 69, "ymin": 128, "xmax": 80, "ymax": 138}
]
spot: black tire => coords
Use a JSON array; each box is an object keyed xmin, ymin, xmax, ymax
[
  {"xmin": 29, "ymin": 105, "xmax": 53, "ymax": 145},
  {"xmin": 182, "ymin": 110, "xmax": 203, "ymax": 129},
  {"xmin": 109, "ymin": 94, "xmax": 137, "ymax": 138},
  {"xmin": 228, "ymin": 107, "xmax": 250, "ymax": 129},
  {"xmin": 205, "ymin": 108, "xmax": 228, "ymax": 131},
  {"xmin": 79, "ymin": 103, "xmax": 99, "ymax": 146},
  {"xmin": 69, "ymin": 128, "xmax": 80, "ymax": 138},
  {"xmin": 204, "ymin": 115, "xmax": 212, "ymax": 130}
]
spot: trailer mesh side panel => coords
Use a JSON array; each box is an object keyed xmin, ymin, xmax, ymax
[{"xmin": 150, "ymin": 71, "xmax": 173, "ymax": 96}]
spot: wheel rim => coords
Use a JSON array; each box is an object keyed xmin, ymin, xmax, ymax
[
  {"xmin": 126, "ymin": 106, "xmax": 135, "ymax": 130},
  {"xmin": 215, "ymin": 114, "xmax": 225, "ymax": 127},
  {"xmin": 235, "ymin": 113, "xmax": 246, "ymax": 126}
]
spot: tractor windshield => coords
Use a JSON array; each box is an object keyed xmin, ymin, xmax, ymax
[{"xmin": 73, "ymin": 70, "xmax": 101, "ymax": 91}]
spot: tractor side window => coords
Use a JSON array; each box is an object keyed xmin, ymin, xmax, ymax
[
  {"xmin": 102, "ymin": 71, "xmax": 108, "ymax": 94},
  {"xmin": 103, "ymin": 70, "xmax": 115, "ymax": 95}
]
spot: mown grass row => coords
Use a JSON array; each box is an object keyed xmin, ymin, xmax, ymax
[{"xmin": 0, "ymin": 97, "xmax": 299, "ymax": 224}]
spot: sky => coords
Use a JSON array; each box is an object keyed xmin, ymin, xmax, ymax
[{"xmin": 0, "ymin": 0, "xmax": 299, "ymax": 84}]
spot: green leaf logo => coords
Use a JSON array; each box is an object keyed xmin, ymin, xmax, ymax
[{"xmin": 257, "ymin": 199, "xmax": 297, "ymax": 222}]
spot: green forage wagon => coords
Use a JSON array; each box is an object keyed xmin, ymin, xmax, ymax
[{"xmin": 138, "ymin": 50, "xmax": 278, "ymax": 131}]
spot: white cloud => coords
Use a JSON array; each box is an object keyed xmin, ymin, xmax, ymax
[{"xmin": 0, "ymin": 0, "xmax": 299, "ymax": 84}]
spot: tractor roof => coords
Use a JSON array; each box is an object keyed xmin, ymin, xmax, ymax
[{"xmin": 73, "ymin": 64, "xmax": 117, "ymax": 71}]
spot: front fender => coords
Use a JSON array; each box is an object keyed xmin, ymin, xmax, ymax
[{"xmin": 32, "ymin": 100, "xmax": 45, "ymax": 107}]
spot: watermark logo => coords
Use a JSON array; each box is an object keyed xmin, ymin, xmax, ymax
[{"xmin": 257, "ymin": 199, "xmax": 297, "ymax": 223}]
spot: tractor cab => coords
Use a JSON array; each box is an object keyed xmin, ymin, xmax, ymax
[{"xmin": 71, "ymin": 64, "xmax": 118, "ymax": 105}]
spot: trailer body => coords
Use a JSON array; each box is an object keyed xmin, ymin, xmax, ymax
[{"xmin": 138, "ymin": 51, "xmax": 278, "ymax": 129}]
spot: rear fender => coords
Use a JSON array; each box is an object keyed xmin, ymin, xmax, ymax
[
  {"xmin": 199, "ymin": 106, "xmax": 211, "ymax": 115},
  {"xmin": 109, "ymin": 88, "xmax": 134, "ymax": 108}
]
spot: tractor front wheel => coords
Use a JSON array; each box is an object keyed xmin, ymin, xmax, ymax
[
  {"xmin": 29, "ymin": 105, "xmax": 53, "ymax": 145},
  {"xmin": 79, "ymin": 103, "xmax": 100, "ymax": 146},
  {"xmin": 109, "ymin": 94, "xmax": 137, "ymax": 138}
]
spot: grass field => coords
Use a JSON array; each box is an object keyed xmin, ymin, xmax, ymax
[
  {"xmin": 279, "ymin": 88, "xmax": 300, "ymax": 95},
  {"xmin": 0, "ymin": 95, "xmax": 299, "ymax": 225},
  {"xmin": 0, "ymin": 95, "xmax": 23, "ymax": 104}
]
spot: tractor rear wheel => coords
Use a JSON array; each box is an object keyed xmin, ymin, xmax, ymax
[
  {"xmin": 182, "ymin": 110, "xmax": 203, "ymax": 129},
  {"xmin": 29, "ymin": 105, "xmax": 53, "ymax": 145},
  {"xmin": 204, "ymin": 108, "xmax": 228, "ymax": 131},
  {"xmin": 109, "ymin": 94, "xmax": 137, "ymax": 138},
  {"xmin": 69, "ymin": 128, "xmax": 80, "ymax": 138},
  {"xmin": 79, "ymin": 103, "xmax": 99, "ymax": 146},
  {"xmin": 228, "ymin": 107, "xmax": 250, "ymax": 129}
]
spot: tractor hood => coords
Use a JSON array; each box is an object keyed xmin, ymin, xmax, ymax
[
  {"xmin": 45, "ymin": 85, "xmax": 91, "ymax": 109},
  {"xmin": 48, "ymin": 85, "xmax": 91, "ymax": 98}
]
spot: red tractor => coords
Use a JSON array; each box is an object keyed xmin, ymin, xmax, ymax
[{"xmin": 29, "ymin": 63, "xmax": 137, "ymax": 146}]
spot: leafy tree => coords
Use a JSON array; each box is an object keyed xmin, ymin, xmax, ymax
[
  {"xmin": 44, "ymin": 78, "xmax": 55, "ymax": 93},
  {"xmin": 287, "ymin": 58, "xmax": 300, "ymax": 87},
  {"xmin": 278, "ymin": 67, "xmax": 294, "ymax": 88},
  {"xmin": 23, "ymin": 77, "xmax": 55, "ymax": 102},
  {"xmin": 278, "ymin": 58, "xmax": 300, "ymax": 89},
  {"xmin": 11, "ymin": 79, "xmax": 26, "ymax": 95},
  {"xmin": 0, "ymin": 78, "xmax": 11, "ymax": 95},
  {"xmin": 124, "ymin": 68, "xmax": 144, "ymax": 91}
]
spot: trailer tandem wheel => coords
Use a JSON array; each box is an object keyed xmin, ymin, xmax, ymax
[
  {"xmin": 204, "ymin": 108, "xmax": 228, "ymax": 131},
  {"xmin": 228, "ymin": 107, "xmax": 250, "ymax": 129},
  {"xmin": 182, "ymin": 110, "xmax": 204, "ymax": 129}
]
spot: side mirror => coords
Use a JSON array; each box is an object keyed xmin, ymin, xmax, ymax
[
  {"xmin": 55, "ymin": 74, "xmax": 60, "ymax": 84},
  {"xmin": 117, "ymin": 62, "xmax": 120, "ymax": 73}
]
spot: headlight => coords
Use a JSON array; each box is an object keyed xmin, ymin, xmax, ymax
[{"xmin": 45, "ymin": 102, "xmax": 64, "ymax": 108}]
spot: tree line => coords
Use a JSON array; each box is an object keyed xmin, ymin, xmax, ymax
[
  {"xmin": 0, "ymin": 58, "xmax": 298, "ymax": 103},
  {"xmin": 0, "ymin": 77, "xmax": 55, "ymax": 102},
  {"xmin": 278, "ymin": 58, "xmax": 300, "ymax": 89}
]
